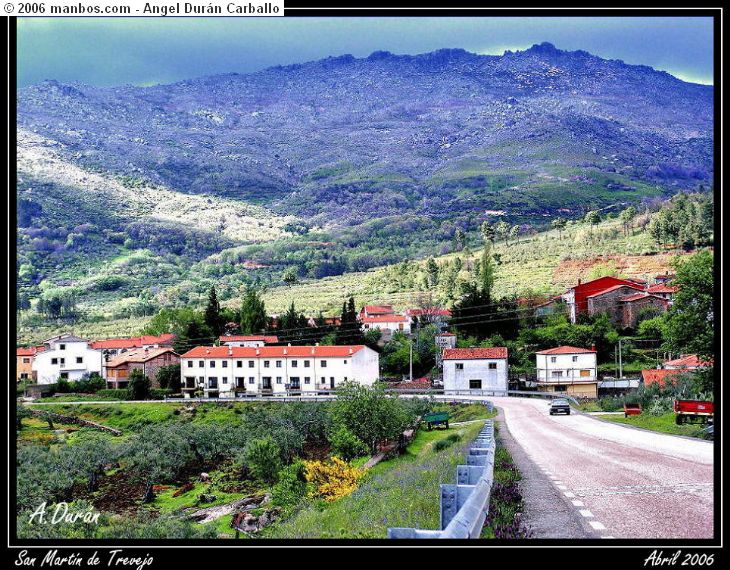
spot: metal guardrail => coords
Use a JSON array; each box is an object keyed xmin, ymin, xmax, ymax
[{"xmin": 387, "ymin": 420, "xmax": 496, "ymax": 539}]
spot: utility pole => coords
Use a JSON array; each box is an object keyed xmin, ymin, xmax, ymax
[
  {"xmin": 409, "ymin": 336, "xmax": 413, "ymax": 382},
  {"xmin": 618, "ymin": 339, "xmax": 623, "ymax": 379}
]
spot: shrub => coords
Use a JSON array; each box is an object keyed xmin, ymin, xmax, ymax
[
  {"xmin": 150, "ymin": 389, "xmax": 173, "ymax": 400},
  {"xmin": 55, "ymin": 378, "xmax": 71, "ymax": 393},
  {"xmin": 328, "ymin": 426, "xmax": 368, "ymax": 461},
  {"xmin": 96, "ymin": 389, "xmax": 131, "ymax": 400},
  {"xmin": 127, "ymin": 370, "xmax": 151, "ymax": 400},
  {"xmin": 271, "ymin": 460, "xmax": 309, "ymax": 509},
  {"xmin": 243, "ymin": 437, "xmax": 282, "ymax": 484},
  {"xmin": 304, "ymin": 457, "xmax": 363, "ymax": 502}
]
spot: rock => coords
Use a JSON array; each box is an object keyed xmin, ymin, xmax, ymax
[{"xmin": 200, "ymin": 472, "xmax": 211, "ymax": 482}]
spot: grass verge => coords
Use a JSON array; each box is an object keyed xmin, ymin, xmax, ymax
[{"xmin": 595, "ymin": 412, "xmax": 709, "ymax": 438}]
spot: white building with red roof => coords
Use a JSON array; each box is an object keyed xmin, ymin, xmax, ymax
[
  {"xmin": 663, "ymin": 354, "xmax": 712, "ymax": 370},
  {"xmin": 535, "ymin": 345, "xmax": 598, "ymax": 398},
  {"xmin": 219, "ymin": 335, "xmax": 279, "ymax": 347},
  {"xmin": 442, "ymin": 347, "xmax": 508, "ymax": 393},
  {"xmin": 32, "ymin": 333, "xmax": 103, "ymax": 385},
  {"xmin": 360, "ymin": 314, "xmax": 411, "ymax": 339},
  {"xmin": 179, "ymin": 344, "xmax": 379, "ymax": 397}
]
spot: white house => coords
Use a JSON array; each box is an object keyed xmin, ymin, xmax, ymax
[
  {"xmin": 219, "ymin": 335, "xmax": 279, "ymax": 348},
  {"xmin": 32, "ymin": 333, "xmax": 104, "ymax": 385},
  {"xmin": 442, "ymin": 347, "xmax": 509, "ymax": 392},
  {"xmin": 179, "ymin": 344, "xmax": 379, "ymax": 398},
  {"xmin": 535, "ymin": 345, "xmax": 598, "ymax": 398},
  {"xmin": 360, "ymin": 315, "xmax": 411, "ymax": 339}
]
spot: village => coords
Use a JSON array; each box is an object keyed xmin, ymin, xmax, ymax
[{"xmin": 16, "ymin": 273, "xmax": 706, "ymax": 403}]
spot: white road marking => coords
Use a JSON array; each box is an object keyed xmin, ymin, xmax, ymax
[
  {"xmin": 579, "ymin": 509, "xmax": 594, "ymax": 518},
  {"xmin": 564, "ymin": 492, "xmax": 575, "ymax": 498},
  {"xmin": 589, "ymin": 521, "xmax": 606, "ymax": 530}
]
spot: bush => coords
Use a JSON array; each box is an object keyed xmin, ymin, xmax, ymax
[
  {"xmin": 55, "ymin": 378, "xmax": 71, "ymax": 393},
  {"xmin": 243, "ymin": 437, "xmax": 282, "ymax": 484},
  {"xmin": 328, "ymin": 426, "xmax": 368, "ymax": 461},
  {"xmin": 96, "ymin": 389, "xmax": 131, "ymax": 400},
  {"xmin": 150, "ymin": 389, "xmax": 173, "ymax": 400},
  {"xmin": 271, "ymin": 461, "xmax": 309, "ymax": 509},
  {"xmin": 304, "ymin": 457, "xmax": 363, "ymax": 502},
  {"xmin": 127, "ymin": 370, "xmax": 151, "ymax": 400}
]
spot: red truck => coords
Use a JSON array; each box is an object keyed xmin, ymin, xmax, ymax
[{"xmin": 674, "ymin": 400, "xmax": 714, "ymax": 425}]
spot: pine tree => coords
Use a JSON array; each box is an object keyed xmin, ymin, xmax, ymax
[
  {"xmin": 204, "ymin": 286, "xmax": 221, "ymax": 335},
  {"xmin": 240, "ymin": 288, "xmax": 268, "ymax": 334}
]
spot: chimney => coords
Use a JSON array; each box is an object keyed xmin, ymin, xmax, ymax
[
  {"xmin": 590, "ymin": 344, "xmax": 596, "ymax": 352},
  {"xmin": 348, "ymin": 347, "xmax": 353, "ymax": 355},
  {"xmin": 577, "ymin": 278, "xmax": 582, "ymax": 286},
  {"xmin": 255, "ymin": 348, "xmax": 260, "ymax": 356},
  {"xmin": 228, "ymin": 347, "xmax": 233, "ymax": 357}
]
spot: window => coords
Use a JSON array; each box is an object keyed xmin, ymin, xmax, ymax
[
  {"xmin": 222, "ymin": 361, "xmax": 228, "ymax": 368},
  {"xmin": 321, "ymin": 360, "xmax": 327, "ymax": 368},
  {"xmin": 469, "ymin": 379, "xmax": 482, "ymax": 389},
  {"xmin": 488, "ymin": 362, "xmax": 497, "ymax": 370},
  {"xmin": 304, "ymin": 377, "xmax": 311, "ymax": 384},
  {"xmin": 344, "ymin": 377, "xmax": 347, "ymax": 382},
  {"xmin": 291, "ymin": 360, "xmax": 298, "ymax": 368},
  {"xmin": 550, "ymin": 356, "xmax": 557, "ymax": 363},
  {"xmin": 199, "ymin": 377, "xmax": 205, "ymax": 384},
  {"xmin": 60, "ymin": 358, "xmax": 65, "ymax": 364},
  {"xmin": 236, "ymin": 361, "xmax": 243, "ymax": 368},
  {"xmin": 199, "ymin": 361, "xmax": 204, "ymax": 368},
  {"xmin": 76, "ymin": 357, "xmax": 83, "ymax": 364},
  {"xmin": 59, "ymin": 344, "xmax": 66, "ymax": 350},
  {"xmin": 455, "ymin": 363, "xmax": 464, "ymax": 370},
  {"xmin": 20, "ymin": 373, "xmax": 29, "ymax": 379},
  {"xmin": 304, "ymin": 360, "xmax": 310, "ymax": 368},
  {"xmin": 264, "ymin": 360, "xmax": 270, "ymax": 368},
  {"xmin": 51, "ymin": 358, "xmax": 58, "ymax": 365},
  {"xmin": 210, "ymin": 361, "xmax": 216, "ymax": 368},
  {"xmin": 248, "ymin": 377, "xmax": 255, "ymax": 384},
  {"xmin": 60, "ymin": 372, "xmax": 69, "ymax": 379},
  {"xmin": 187, "ymin": 361, "xmax": 193, "ymax": 368},
  {"xmin": 276, "ymin": 360, "xmax": 282, "ymax": 368},
  {"xmin": 222, "ymin": 377, "xmax": 228, "ymax": 384},
  {"xmin": 248, "ymin": 361, "xmax": 255, "ymax": 368},
  {"xmin": 276, "ymin": 377, "xmax": 283, "ymax": 384},
  {"xmin": 22, "ymin": 358, "xmax": 30, "ymax": 364},
  {"xmin": 343, "ymin": 360, "xmax": 348, "ymax": 364},
  {"xmin": 551, "ymin": 371, "xmax": 564, "ymax": 378},
  {"xmin": 321, "ymin": 377, "xmax": 326, "ymax": 383},
  {"xmin": 572, "ymin": 355, "xmax": 578, "ymax": 362}
]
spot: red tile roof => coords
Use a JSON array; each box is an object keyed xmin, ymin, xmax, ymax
[
  {"xmin": 362, "ymin": 315, "xmax": 408, "ymax": 323},
  {"xmin": 219, "ymin": 335, "xmax": 279, "ymax": 344},
  {"xmin": 642, "ymin": 369, "xmax": 684, "ymax": 387},
  {"xmin": 619, "ymin": 293, "xmax": 668, "ymax": 303},
  {"xmin": 437, "ymin": 332, "xmax": 456, "ymax": 337},
  {"xmin": 536, "ymin": 345, "xmax": 596, "ymax": 355},
  {"xmin": 406, "ymin": 308, "xmax": 452, "ymax": 317},
  {"xmin": 663, "ymin": 355, "xmax": 712, "ymax": 369},
  {"xmin": 585, "ymin": 283, "xmax": 644, "ymax": 298},
  {"xmin": 362, "ymin": 305, "xmax": 394, "ymax": 315},
  {"xmin": 107, "ymin": 347, "xmax": 178, "ymax": 367},
  {"xmin": 646, "ymin": 284, "xmax": 679, "ymax": 294},
  {"xmin": 90, "ymin": 333, "xmax": 175, "ymax": 350},
  {"xmin": 442, "ymin": 347, "xmax": 508, "ymax": 360},
  {"xmin": 16, "ymin": 346, "xmax": 45, "ymax": 356},
  {"xmin": 181, "ymin": 345, "xmax": 367, "ymax": 358}
]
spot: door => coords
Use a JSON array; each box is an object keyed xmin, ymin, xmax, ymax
[
  {"xmin": 262, "ymin": 377, "xmax": 272, "ymax": 390},
  {"xmin": 290, "ymin": 377, "xmax": 300, "ymax": 390},
  {"xmin": 330, "ymin": 377, "xmax": 335, "ymax": 389}
]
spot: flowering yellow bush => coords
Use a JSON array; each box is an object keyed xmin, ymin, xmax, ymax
[{"xmin": 304, "ymin": 457, "xmax": 364, "ymax": 502}]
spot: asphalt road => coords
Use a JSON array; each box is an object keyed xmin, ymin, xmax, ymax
[{"xmin": 491, "ymin": 397, "xmax": 714, "ymax": 539}]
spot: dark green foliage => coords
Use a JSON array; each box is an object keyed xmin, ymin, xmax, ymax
[
  {"xmin": 127, "ymin": 369, "xmax": 151, "ymax": 401},
  {"xmin": 204, "ymin": 286, "xmax": 222, "ymax": 335},
  {"xmin": 156, "ymin": 364, "xmax": 181, "ymax": 392},
  {"xmin": 335, "ymin": 296, "xmax": 363, "ymax": 345},
  {"xmin": 328, "ymin": 426, "xmax": 368, "ymax": 461},
  {"xmin": 243, "ymin": 437, "xmax": 282, "ymax": 484},
  {"xmin": 648, "ymin": 192, "xmax": 713, "ymax": 249},
  {"xmin": 662, "ymin": 250, "xmax": 714, "ymax": 359},
  {"xmin": 239, "ymin": 287, "xmax": 268, "ymax": 334},
  {"xmin": 271, "ymin": 460, "xmax": 308, "ymax": 509}
]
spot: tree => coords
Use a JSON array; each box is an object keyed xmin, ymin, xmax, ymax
[
  {"xmin": 174, "ymin": 317, "xmax": 214, "ymax": 354},
  {"xmin": 204, "ymin": 286, "xmax": 222, "ymax": 335},
  {"xmin": 584, "ymin": 211, "xmax": 601, "ymax": 234},
  {"xmin": 509, "ymin": 225, "xmax": 520, "ymax": 243},
  {"xmin": 127, "ymin": 369, "xmax": 151, "ymax": 401},
  {"xmin": 335, "ymin": 296, "xmax": 362, "ymax": 345},
  {"xmin": 330, "ymin": 382, "xmax": 413, "ymax": 453},
  {"xmin": 619, "ymin": 206, "xmax": 637, "ymax": 236},
  {"xmin": 479, "ymin": 242, "xmax": 496, "ymax": 302},
  {"xmin": 282, "ymin": 267, "xmax": 299, "ymax": 287},
  {"xmin": 328, "ymin": 426, "xmax": 368, "ymax": 461},
  {"xmin": 156, "ymin": 364, "xmax": 181, "ymax": 392},
  {"xmin": 663, "ymin": 251, "xmax": 714, "ymax": 360},
  {"xmin": 239, "ymin": 288, "xmax": 268, "ymax": 334},
  {"xmin": 16, "ymin": 403, "xmax": 31, "ymax": 431},
  {"xmin": 243, "ymin": 437, "xmax": 282, "ymax": 484},
  {"xmin": 495, "ymin": 220, "xmax": 510, "ymax": 244},
  {"xmin": 453, "ymin": 228, "xmax": 466, "ymax": 251},
  {"xmin": 425, "ymin": 257, "xmax": 439, "ymax": 288},
  {"xmin": 551, "ymin": 217, "xmax": 566, "ymax": 239},
  {"xmin": 480, "ymin": 221, "xmax": 495, "ymax": 244}
]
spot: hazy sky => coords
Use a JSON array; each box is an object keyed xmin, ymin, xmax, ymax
[{"xmin": 17, "ymin": 16, "xmax": 714, "ymax": 88}]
